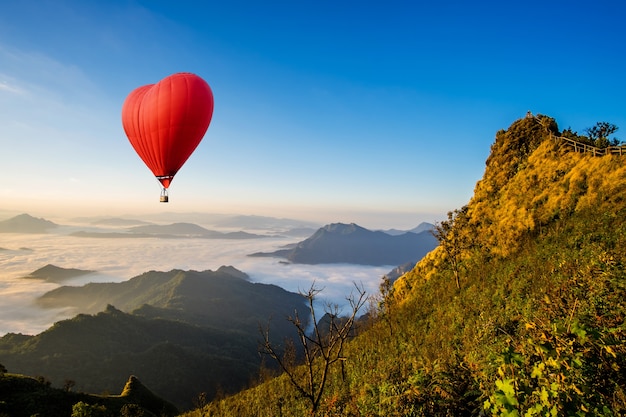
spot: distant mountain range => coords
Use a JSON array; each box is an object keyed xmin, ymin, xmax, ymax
[
  {"xmin": 0, "ymin": 373, "xmax": 178, "ymax": 417},
  {"xmin": 0, "ymin": 213, "xmax": 432, "ymax": 240},
  {"xmin": 0, "ymin": 213, "xmax": 310, "ymax": 238},
  {"xmin": 380, "ymin": 221, "xmax": 434, "ymax": 236},
  {"xmin": 0, "ymin": 213, "xmax": 57, "ymax": 233},
  {"xmin": 126, "ymin": 222, "xmax": 266, "ymax": 239},
  {"xmin": 2, "ymin": 266, "xmax": 308, "ymax": 410},
  {"xmin": 249, "ymin": 222, "xmax": 438, "ymax": 266},
  {"xmin": 89, "ymin": 218, "xmax": 152, "ymax": 227},
  {"xmin": 71, "ymin": 222, "xmax": 268, "ymax": 239}
]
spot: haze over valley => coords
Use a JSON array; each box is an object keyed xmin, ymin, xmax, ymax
[
  {"xmin": 0, "ymin": 213, "xmax": 428, "ymax": 335},
  {"xmin": 2, "ymin": 2, "xmax": 625, "ymax": 414}
]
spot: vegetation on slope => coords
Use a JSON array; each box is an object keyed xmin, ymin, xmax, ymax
[
  {"xmin": 0, "ymin": 372, "xmax": 177, "ymax": 417},
  {"xmin": 188, "ymin": 115, "xmax": 626, "ymax": 416},
  {"xmin": 0, "ymin": 305, "xmax": 260, "ymax": 411},
  {"xmin": 1, "ymin": 267, "xmax": 309, "ymax": 410}
]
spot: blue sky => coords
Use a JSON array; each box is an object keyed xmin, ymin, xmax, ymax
[{"xmin": 0, "ymin": 0, "xmax": 624, "ymax": 229}]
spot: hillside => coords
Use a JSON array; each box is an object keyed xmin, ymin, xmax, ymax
[
  {"xmin": 1, "ymin": 267, "xmax": 309, "ymax": 410},
  {"xmin": 36, "ymin": 266, "xmax": 306, "ymax": 335},
  {"xmin": 250, "ymin": 222, "xmax": 438, "ymax": 265},
  {"xmin": 0, "ymin": 305, "xmax": 269, "ymax": 411},
  {"xmin": 23, "ymin": 264, "xmax": 95, "ymax": 283},
  {"xmin": 0, "ymin": 372, "xmax": 177, "ymax": 417},
  {"xmin": 190, "ymin": 115, "xmax": 626, "ymax": 416},
  {"xmin": 126, "ymin": 222, "xmax": 264, "ymax": 239},
  {"xmin": 0, "ymin": 213, "xmax": 57, "ymax": 233}
]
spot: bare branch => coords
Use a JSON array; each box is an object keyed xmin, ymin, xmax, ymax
[{"xmin": 259, "ymin": 281, "xmax": 367, "ymax": 414}]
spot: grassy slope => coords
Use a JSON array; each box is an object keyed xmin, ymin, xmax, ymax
[{"xmin": 187, "ymin": 116, "xmax": 626, "ymax": 416}]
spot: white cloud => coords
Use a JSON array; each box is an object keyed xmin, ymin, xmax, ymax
[
  {"xmin": 0, "ymin": 226, "xmax": 390, "ymax": 335},
  {"xmin": 0, "ymin": 78, "xmax": 23, "ymax": 95}
]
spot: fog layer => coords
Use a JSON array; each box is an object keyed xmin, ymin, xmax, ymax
[{"xmin": 0, "ymin": 231, "xmax": 390, "ymax": 335}]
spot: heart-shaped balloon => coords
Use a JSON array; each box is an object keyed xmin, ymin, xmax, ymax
[{"xmin": 122, "ymin": 72, "xmax": 214, "ymax": 194}]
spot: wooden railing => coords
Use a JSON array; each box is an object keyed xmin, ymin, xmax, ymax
[{"xmin": 552, "ymin": 134, "xmax": 626, "ymax": 156}]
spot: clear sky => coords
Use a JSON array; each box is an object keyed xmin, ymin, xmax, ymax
[{"xmin": 1, "ymin": 0, "xmax": 624, "ymax": 229}]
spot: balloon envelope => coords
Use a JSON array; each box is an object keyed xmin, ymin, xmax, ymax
[{"xmin": 121, "ymin": 72, "xmax": 214, "ymax": 189}]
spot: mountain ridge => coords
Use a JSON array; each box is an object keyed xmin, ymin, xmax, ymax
[
  {"xmin": 250, "ymin": 222, "xmax": 438, "ymax": 266},
  {"xmin": 23, "ymin": 264, "xmax": 95, "ymax": 283},
  {"xmin": 0, "ymin": 213, "xmax": 57, "ymax": 233},
  {"xmin": 36, "ymin": 266, "xmax": 307, "ymax": 335},
  {"xmin": 0, "ymin": 372, "xmax": 177, "ymax": 417},
  {"xmin": 1, "ymin": 267, "xmax": 309, "ymax": 410}
]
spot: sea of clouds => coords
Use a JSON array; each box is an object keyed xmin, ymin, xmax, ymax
[{"xmin": 0, "ymin": 225, "xmax": 392, "ymax": 336}]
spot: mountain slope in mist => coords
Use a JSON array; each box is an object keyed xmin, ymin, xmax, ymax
[
  {"xmin": 250, "ymin": 222, "xmax": 438, "ymax": 265},
  {"xmin": 37, "ymin": 266, "xmax": 307, "ymax": 335},
  {"xmin": 0, "ymin": 305, "xmax": 258, "ymax": 411},
  {"xmin": 126, "ymin": 222, "xmax": 265, "ymax": 239},
  {"xmin": 1, "ymin": 267, "xmax": 309, "ymax": 410},
  {"xmin": 23, "ymin": 264, "xmax": 95, "ymax": 283},
  {"xmin": 0, "ymin": 213, "xmax": 57, "ymax": 233},
  {"xmin": 0, "ymin": 372, "xmax": 177, "ymax": 417}
]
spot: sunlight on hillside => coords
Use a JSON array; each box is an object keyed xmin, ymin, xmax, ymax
[{"xmin": 186, "ymin": 115, "xmax": 626, "ymax": 416}]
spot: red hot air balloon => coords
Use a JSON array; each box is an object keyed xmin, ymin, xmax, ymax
[{"xmin": 121, "ymin": 72, "xmax": 214, "ymax": 202}]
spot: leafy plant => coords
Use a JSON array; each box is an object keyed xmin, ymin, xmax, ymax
[{"xmin": 584, "ymin": 122, "xmax": 620, "ymax": 148}]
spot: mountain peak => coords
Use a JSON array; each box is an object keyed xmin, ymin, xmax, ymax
[
  {"xmin": 121, "ymin": 375, "xmax": 150, "ymax": 397},
  {"xmin": 121, "ymin": 375, "xmax": 178, "ymax": 416},
  {"xmin": 321, "ymin": 223, "xmax": 363, "ymax": 234},
  {"xmin": 250, "ymin": 222, "xmax": 438, "ymax": 266},
  {"xmin": 24, "ymin": 264, "xmax": 94, "ymax": 283},
  {"xmin": 0, "ymin": 213, "xmax": 57, "ymax": 233}
]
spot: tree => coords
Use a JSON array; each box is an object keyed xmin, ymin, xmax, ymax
[
  {"xmin": 0, "ymin": 363, "xmax": 6, "ymax": 376},
  {"xmin": 64, "ymin": 379, "xmax": 76, "ymax": 392},
  {"xmin": 584, "ymin": 122, "xmax": 619, "ymax": 148},
  {"xmin": 375, "ymin": 275, "xmax": 396, "ymax": 336},
  {"xmin": 260, "ymin": 283, "xmax": 368, "ymax": 414},
  {"xmin": 561, "ymin": 127, "xmax": 583, "ymax": 141},
  {"xmin": 120, "ymin": 404, "xmax": 148, "ymax": 417},
  {"xmin": 432, "ymin": 206, "xmax": 473, "ymax": 290},
  {"xmin": 71, "ymin": 402, "xmax": 107, "ymax": 417}
]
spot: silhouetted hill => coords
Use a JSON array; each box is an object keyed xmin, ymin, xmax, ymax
[
  {"xmin": 250, "ymin": 222, "xmax": 438, "ymax": 265},
  {"xmin": 0, "ymin": 213, "xmax": 57, "ymax": 233},
  {"xmin": 90, "ymin": 217, "xmax": 153, "ymax": 227},
  {"xmin": 4, "ymin": 267, "xmax": 308, "ymax": 410},
  {"xmin": 23, "ymin": 264, "xmax": 95, "ymax": 283},
  {"xmin": 120, "ymin": 375, "xmax": 178, "ymax": 416},
  {"xmin": 213, "ymin": 214, "xmax": 320, "ymax": 230},
  {"xmin": 128, "ymin": 222, "xmax": 221, "ymax": 236},
  {"xmin": 0, "ymin": 306, "xmax": 254, "ymax": 411},
  {"xmin": 0, "ymin": 372, "xmax": 177, "ymax": 417},
  {"xmin": 382, "ymin": 222, "xmax": 435, "ymax": 236},
  {"xmin": 36, "ymin": 267, "xmax": 304, "ymax": 332}
]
